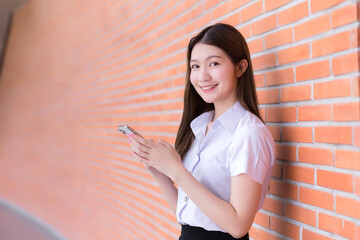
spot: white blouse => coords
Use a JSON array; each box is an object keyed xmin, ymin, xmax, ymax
[{"xmin": 176, "ymin": 102, "xmax": 276, "ymax": 232}]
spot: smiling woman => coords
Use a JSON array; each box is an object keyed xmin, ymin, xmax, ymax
[{"xmin": 127, "ymin": 23, "xmax": 276, "ymax": 240}]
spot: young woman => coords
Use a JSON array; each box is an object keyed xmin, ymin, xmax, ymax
[{"xmin": 127, "ymin": 23, "xmax": 276, "ymax": 240}]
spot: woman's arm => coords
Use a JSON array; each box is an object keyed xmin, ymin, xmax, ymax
[
  {"xmin": 129, "ymin": 135, "xmax": 261, "ymax": 238},
  {"xmin": 174, "ymin": 167, "xmax": 261, "ymax": 238}
]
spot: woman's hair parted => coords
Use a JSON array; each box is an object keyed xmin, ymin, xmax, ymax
[{"xmin": 175, "ymin": 23, "xmax": 263, "ymax": 160}]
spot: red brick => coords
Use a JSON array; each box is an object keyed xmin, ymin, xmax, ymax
[
  {"xmin": 252, "ymin": 52, "xmax": 277, "ymax": 71},
  {"xmin": 248, "ymin": 38, "xmax": 264, "ymax": 54},
  {"xmin": 299, "ymin": 187, "xmax": 334, "ymax": 210},
  {"xmin": 302, "ymin": 229, "xmax": 333, "ymax": 240},
  {"xmin": 317, "ymin": 169, "xmax": 353, "ymax": 192},
  {"xmin": 355, "ymin": 126, "xmax": 360, "ymax": 147},
  {"xmin": 257, "ymin": 88, "xmax": 279, "ymax": 104},
  {"xmin": 331, "ymin": 4, "xmax": 358, "ymax": 28},
  {"xmin": 283, "ymin": 165, "xmax": 315, "ymax": 184},
  {"xmin": 314, "ymin": 79, "xmax": 352, "ymax": 99},
  {"xmin": 265, "ymin": 68, "xmax": 294, "ymax": 86},
  {"xmin": 315, "ymin": 126, "xmax": 352, "ymax": 145},
  {"xmin": 267, "ymin": 125, "xmax": 280, "ymax": 141},
  {"xmin": 212, "ymin": 2, "xmax": 230, "ymax": 20},
  {"xmin": 334, "ymin": 102, "xmax": 360, "ymax": 121},
  {"xmin": 276, "ymin": 144, "xmax": 296, "ymax": 162},
  {"xmin": 204, "ymin": 0, "xmax": 220, "ymax": 11},
  {"xmin": 295, "ymin": 60, "xmax": 330, "ymax": 82},
  {"xmin": 350, "ymin": 28, "xmax": 359, "ymax": 48},
  {"xmin": 250, "ymin": 227, "xmax": 258, "ymax": 240},
  {"xmin": 312, "ymin": 31, "xmax": 351, "ymax": 57},
  {"xmin": 264, "ymin": 0, "xmax": 292, "ymax": 11},
  {"xmin": 332, "ymin": 52, "xmax": 359, "ymax": 75},
  {"xmin": 311, "ymin": 0, "xmax": 345, "ymax": 13},
  {"xmin": 335, "ymin": 149, "xmax": 360, "ymax": 171},
  {"xmin": 272, "ymin": 162, "xmax": 282, "ymax": 178},
  {"xmin": 265, "ymin": 28, "xmax": 293, "ymax": 49},
  {"xmin": 298, "ymin": 104, "xmax": 333, "ymax": 121},
  {"xmin": 270, "ymin": 216, "xmax": 300, "ymax": 240},
  {"xmin": 240, "ymin": 1, "xmax": 263, "ymax": 23},
  {"xmin": 355, "ymin": 176, "xmax": 360, "ymax": 197},
  {"xmin": 222, "ymin": 12, "xmax": 240, "ymax": 26},
  {"xmin": 278, "ymin": 43, "xmax": 310, "ymax": 65},
  {"xmin": 336, "ymin": 195, "xmax": 360, "ymax": 219},
  {"xmin": 282, "ymin": 126, "xmax": 313, "ymax": 143},
  {"xmin": 280, "ymin": 84, "xmax": 311, "ymax": 102},
  {"xmin": 278, "ymin": 1, "xmax": 309, "ymax": 26},
  {"xmin": 298, "ymin": 147, "xmax": 333, "ymax": 165},
  {"xmin": 318, "ymin": 213, "xmax": 355, "ymax": 239},
  {"xmin": 254, "ymin": 212, "xmax": 269, "ymax": 228},
  {"xmin": 270, "ymin": 179, "xmax": 298, "ymax": 200},
  {"xmin": 254, "ymin": 74, "xmax": 265, "ymax": 88},
  {"xmin": 252, "ymin": 14, "xmax": 277, "ymax": 36},
  {"xmin": 230, "ymin": 0, "xmax": 251, "ymax": 11},
  {"xmin": 238, "ymin": 24, "xmax": 251, "ymax": 38},
  {"xmin": 267, "ymin": 107, "xmax": 296, "ymax": 122},
  {"xmin": 258, "ymin": 229, "xmax": 283, "ymax": 240},
  {"xmin": 294, "ymin": 15, "xmax": 330, "ymax": 41},
  {"xmin": 262, "ymin": 197, "xmax": 283, "ymax": 215},
  {"xmin": 284, "ymin": 204, "xmax": 316, "ymax": 226}
]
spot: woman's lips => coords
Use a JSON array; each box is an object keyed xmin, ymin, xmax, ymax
[{"xmin": 200, "ymin": 84, "xmax": 218, "ymax": 92}]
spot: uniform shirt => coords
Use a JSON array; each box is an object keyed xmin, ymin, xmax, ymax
[{"xmin": 176, "ymin": 102, "xmax": 276, "ymax": 232}]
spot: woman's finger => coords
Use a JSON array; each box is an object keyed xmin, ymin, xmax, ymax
[
  {"xmin": 132, "ymin": 151, "xmax": 150, "ymax": 164},
  {"xmin": 128, "ymin": 136, "xmax": 151, "ymax": 154},
  {"xmin": 158, "ymin": 139, "xmax": 173, "ymax": 150}
]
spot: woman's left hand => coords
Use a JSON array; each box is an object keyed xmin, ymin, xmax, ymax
[{"xmin": 128, "ymin": 134, "xmax": 183, "ymax": 180}]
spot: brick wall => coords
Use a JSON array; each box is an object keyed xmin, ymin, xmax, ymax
[{"xmin": 0, "ymin": 0, "xmax": 359, "ymax": 239}]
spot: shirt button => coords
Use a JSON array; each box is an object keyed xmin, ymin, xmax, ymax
[{"xmin": 184, "ymin": 196, "xmax": 188, "ymax": 202}]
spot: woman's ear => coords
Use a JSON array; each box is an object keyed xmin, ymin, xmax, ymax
[{"xmin": 236, "ymin": 59, "xmax": 248, "ymax": 78}]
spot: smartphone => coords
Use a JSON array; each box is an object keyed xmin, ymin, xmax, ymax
[{"xmin": 118, "ymin": 125, "xmax": 142, "ymax": 137}]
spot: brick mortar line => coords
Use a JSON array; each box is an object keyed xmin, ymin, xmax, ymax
[
  {"xmin": 85, "ymin": 158, "xmax": 162, "ymax": 199},
  {"xmin": 95, "ymin": 178, "xmax": 180, "ymax": 236},
  {"xmin": 260, "ymin": 202, "xmax": 360, "ymax": 228},
  {"xmin": 89, "ymin": 188, "xmax": 170, "ymax": 239},
  {"xmin": 79, "ymin": 80, "xmax": 185, "ymax": 102},
  {"xmin": 90, "ymin": 194, "xmax": 150, "ymax": 239},
  {"xmin": 250, "ymin": 24, "xmax": 358, "ymax": 59},
  {"xmin": 76, "ymin": 73, "xmax": 186, "ymax": 101},
  {"xmin": 97, "ymin": 175, "xmax": 175, "ymax": 224},
  {"xmin": 80, "ymin": 20, "xmax": 358, "ymax": 86},
  {"xmin": 251, "ymin": 223, "xmax": 293, "ymax": 240},
  {"xmin": 75, "ymin": 1, "xmax": 145, "ymax": 50},
  {"xmin": 83, "ymin": 1, "xmax": 200, "ymax": 69},
  {"xmin": 259, "ymin": 95, "xmax": 360, "ymax": 107},
  {"xmin": 77, "ymin": 54, "xmax": 186, "ymax": 87},
  {"xmin": 283, "ymin": 160, "xmax": 360, "ymax": 176},
  {"xmin": 86, "ymin": 98, "xmax": 183, "ymax": 111},
  {"xmin": 77, "ymin": 0, "xmax": 160, "ymax": 55}
]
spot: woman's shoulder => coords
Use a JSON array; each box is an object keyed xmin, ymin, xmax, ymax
[{"xmin": 233, "ymin": 111, "xmax": 273, "ymax": 141}]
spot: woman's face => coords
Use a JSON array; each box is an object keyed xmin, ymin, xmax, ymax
[{"xmin": 190, "ymin": 43, "xmax": 241, "ymax": 109}]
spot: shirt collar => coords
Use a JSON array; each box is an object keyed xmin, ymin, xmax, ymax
[{"xmin": 190, "ymin": 102, "xmax": 247, "ymax": 135}]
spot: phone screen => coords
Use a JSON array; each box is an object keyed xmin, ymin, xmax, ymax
[{"xmin": 118, "ymin": 125, "xmax": 142, "ymax": 137}]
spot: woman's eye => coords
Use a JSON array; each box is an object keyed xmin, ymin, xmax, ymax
[
  {"xmin": 210, "ymin": 62, "xmax": 219, "ymax": 67},
  {"xmin": 191, "ymin": 64, "xmax": 199, "ymax": 69}
]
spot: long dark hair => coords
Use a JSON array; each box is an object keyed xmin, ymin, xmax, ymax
[{"xmin": 175, "ymin": 23, "xmax": 262, "ymax": 160}]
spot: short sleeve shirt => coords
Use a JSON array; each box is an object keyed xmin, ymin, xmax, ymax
[{"xmin": 176, "ymin": 102, "xmax": 276, "ymax": 232}]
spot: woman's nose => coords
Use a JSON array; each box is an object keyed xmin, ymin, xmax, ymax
[{"xmin": 199, "ymin": 67, "xmax": 211, "ymax": 82}]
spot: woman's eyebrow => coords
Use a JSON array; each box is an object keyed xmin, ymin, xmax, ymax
[{"xmin": 190, "ymin": 55, "xmax": 223, "ymax": 62}]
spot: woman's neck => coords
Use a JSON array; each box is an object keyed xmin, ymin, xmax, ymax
[{"xmin": 213, "ymin": 100, "xmax": 237, "ymax": 121}]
